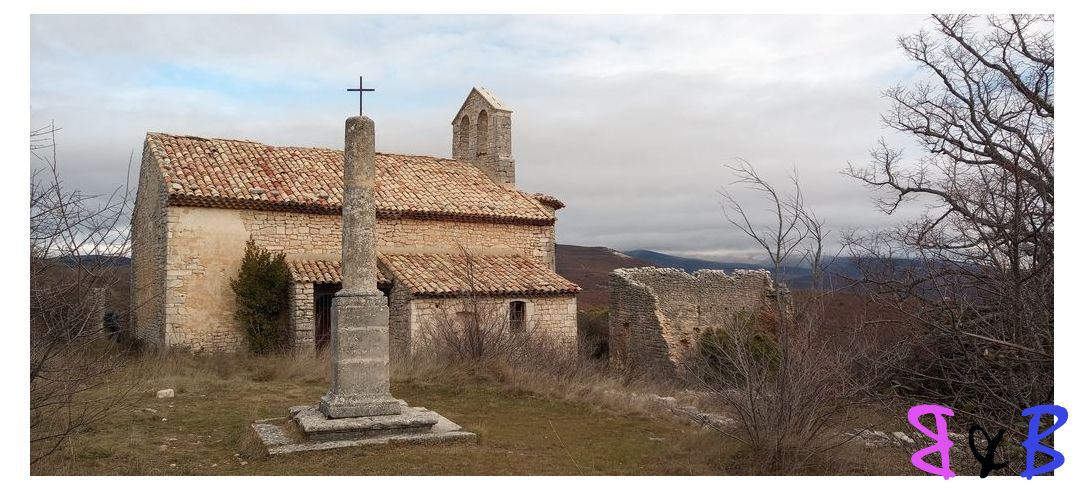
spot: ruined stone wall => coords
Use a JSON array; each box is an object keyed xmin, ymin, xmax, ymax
[
  {"xmin": 129, "ymin": 147, "xmax": 168, "ymax": 347},
  {"xmin": 407, "ymin": 295, "xmax": 578, "ymax": 353},
  {"xmin": 157, "ymin": 205, "xmax": 557, "ymax": 351},
  {"xmin": 608, "ymin": 267, "xmax": 782, "ymax": 376}
]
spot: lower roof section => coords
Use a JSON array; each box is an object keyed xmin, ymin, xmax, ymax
[{"xmin": 288, "ymin": 253, "xmax": 580, "ymax": 298}]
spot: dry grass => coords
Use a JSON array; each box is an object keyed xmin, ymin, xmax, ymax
[
  {"xmin": 30, "ymin": 347, "xmax": 915, "ymax": 475},
  {"xmin": 32, "ymin": 349, "xmax": 733, "ymax": 475}
]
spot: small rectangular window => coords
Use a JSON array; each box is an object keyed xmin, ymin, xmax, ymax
[{"xmin": 509, "ymin": 301, "xmax": 526, "ymax": 332}]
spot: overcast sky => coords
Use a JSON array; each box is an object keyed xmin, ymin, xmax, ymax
[{"xmin": 30, "ymin": 15, "xmax": 933, "ymax": 263}]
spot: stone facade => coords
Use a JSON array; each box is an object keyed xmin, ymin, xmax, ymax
[
  {"xmin": 130, "ymin": 87, "xmax": 577, "ymax": 353},
  {"xmin": 386, "ymin": 281, "xmax": 414, "ymax": 359},
  {"xmin": 380, "ymin": 219, "xmax": 556, "ymax": 271},
  {"xmin": 143, "ymin": 205, "xmax": 561, "ymax": 352},
  {"xmin": 608, "ymin": 267, "xmax": 787, "ymax": 377},
  {"xmin": 406, "ymin": 295, "xmax": 578, "ymax": 353},
  {"xmin": 130, "ymin": 144, "xmax": 168, "ymax": 346},
  {"xmin": 290, "ymin": 282, "xmax": 316, "ymax": 352}
]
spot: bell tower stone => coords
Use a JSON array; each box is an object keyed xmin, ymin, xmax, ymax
[{"xmin": 452, "ymin": 87, "xmax": 515, "ymax": 187}]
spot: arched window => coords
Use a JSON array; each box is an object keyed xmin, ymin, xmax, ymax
[
  {"xmin": 457, "ymin": 115, "xmax": 470, "ymax": 158},
  {"xmin": 509, "ymin": 300, "xmax": 526, "ymax": 332},
  {"xmin": 476, "ymin": 110, "xmax": 489, "ymax": 157}
]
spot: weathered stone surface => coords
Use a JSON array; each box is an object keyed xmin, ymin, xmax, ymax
[
  {"xmin": 320, "ymin": 293, "xmax": 402, "ymax": 418},
  {"xmin": 129, "ymin": 142, "xmax": 169, "ymax": 347},
  {"xmin": 156, "ymin": 389, "xmax": 175, "ymax": 399},
  {"xmin": 398, "ymin": 294, "xmax": 578, "ymax": 358},
  {"xmin": 608, "ymin": 267, "xmax": 790, "ymax": 377},
  {"xmin": 340, "ymin": 115, "xmax": 379, "ymax": 296},
  {"xmin": 317, "ymin": 117, "xmax": 401, "ymax": 419},
  {"xmin": 294, "ymin": 405, "xmax": 439, "ymax": 441},
  {"xmin": 253, "ymin": 416, "xmax": 475, "ymax": 456},
  {"xmin": 249, "ymin": 403, "xmax": 474, "ymax": 455}
]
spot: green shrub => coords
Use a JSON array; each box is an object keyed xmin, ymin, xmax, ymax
[
  {"xmin": 697, "ymin": 314, "xmax": 779, "ymax": 380},
  {"xmin": 230, "ymin": 238, "xmax": 290, "ymax": 354}
]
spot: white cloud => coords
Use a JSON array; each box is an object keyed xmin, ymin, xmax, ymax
[{"xmin": 30, "ymin": 14, "xmax": 932, "ymax": 261}]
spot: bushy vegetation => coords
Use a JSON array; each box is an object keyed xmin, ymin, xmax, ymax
[
  {"xmin": 696, "ymin": 313, "xmax": 779, "ymax": 383},
  {"xmin": 577, "ymin": 306, "xmax": 610, "ymax": 360},
  {"xmin": 230, "ymin": 238, "xmax": 290, "ymax": 354}
]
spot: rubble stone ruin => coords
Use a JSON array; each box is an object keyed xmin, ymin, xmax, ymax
[
  {"xmin": 252, "ymin": 115, "xmax": 475, "ymax": 454},
  {"xmin": 608, "ymin": 267, "xmax": 789, "ymax": 377}
]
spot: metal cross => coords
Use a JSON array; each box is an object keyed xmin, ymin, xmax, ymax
[{"xmin": 346, "ymin": 76, "xmax": 375, "ymax": 116}]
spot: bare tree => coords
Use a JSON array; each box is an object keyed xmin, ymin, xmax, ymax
[
  {"xmin": 30, "ymin": 122, "xmax": 136, "ymax": 468},
  {"xmin": 413, "ymin": 245, "xmax": 562, "ymax": 367},
  {"xmin": 844, "ymin": 15, "xmax": 1054, "ymax": 438},
  {"xmin": 690, "ymin": 162, "xmax": 875, "ymax": 473}
]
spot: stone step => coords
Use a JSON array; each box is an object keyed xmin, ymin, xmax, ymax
[{"xmin": 291, "ymin": 405, "xmax": 441, "ymax": 442}]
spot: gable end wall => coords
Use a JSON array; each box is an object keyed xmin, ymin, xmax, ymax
[{"xmin": 130, "ymin": 143, "xmax": 168, "ymax": 347}]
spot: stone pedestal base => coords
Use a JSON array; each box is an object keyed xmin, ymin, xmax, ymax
[
  {"xmin": 251, "ymin": 402, "xmax": 476, "ymax": 455},
  {"xmin": 296, "ymin": 404, "xmax": 438, "ymax": 441},
  {"xmin": 322, "ymin": 292, "xmax": 401, "ymax": 418}
]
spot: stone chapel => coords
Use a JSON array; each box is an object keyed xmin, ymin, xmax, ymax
[{"xmin": 129, "ymin": 87, "xmax": 580, "ymax": 353}]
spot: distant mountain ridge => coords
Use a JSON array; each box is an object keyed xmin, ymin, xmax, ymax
[
  {"xmin": 555, "ymin": 244, "xmax": 653, "ymax": 310},
  {"xmin": 622, "ymin": 249, "xmax": 820, "ymax": 285},
  {"xmin": 621, "ymin": 249, "xmax": 930, "ymax": 290},
  {"xmin": 622, "ymin": 249, "xmax": 771, "ymax": 273},
  {"xmin": 48, "ymin": 255, "xmax": 132, "ymax": 267}
]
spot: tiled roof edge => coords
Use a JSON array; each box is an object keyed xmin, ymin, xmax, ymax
[{"xmin": 167, "ymin": 194, "xmax": 556, "ymax": 226}]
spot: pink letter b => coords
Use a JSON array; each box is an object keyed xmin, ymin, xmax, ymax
[{"xmin": 908, "ymin": 404, "xmax": 956, "ymax": 479}]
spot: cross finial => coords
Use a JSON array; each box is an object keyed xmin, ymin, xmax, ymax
[{"xmin": 346, "ymin": 76, "xmax": 375, "ymax": 116}]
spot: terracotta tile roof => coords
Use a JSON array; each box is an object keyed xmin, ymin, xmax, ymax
[
  {"xmin": 287, "ymin": 259, "xmax": 390, "ymax": 287},
  {"xmin": 378, "ymin": 252, "xmax": 580, "ymax": 298},
  {"xmin": 146, "ymin": 132, "xmax": 555, "ymax": 225},
  {"xmin": 525, "ymin": 192, "xmax": 565, "ymax": 210}
]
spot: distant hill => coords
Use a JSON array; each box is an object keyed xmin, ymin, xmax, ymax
[
  {"xmin": 623, "ymin": 249, "xmax": 936, "ymax": 290},
  {"xmin": 52, "ymin": 255, "xmax": 132, "ymax": 267},
  {"xmin": 623, "ymin": 249, "xmax": 771, "ymax": 273},
  {"xmin": 555, "ymin": 244, "xmax": 653, "ymax": 311},
  {"xmin": 622, "ymin": 249, "xmax": 820, "ymax": 286}
]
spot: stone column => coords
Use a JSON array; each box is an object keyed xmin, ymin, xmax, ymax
[
  {"xmin": 319, "ymin": 116, "xmax": 402, "ymax": 418},
  {"xmin": 339, "ymin": 116, "xmax": 379, "ymax": 296}
]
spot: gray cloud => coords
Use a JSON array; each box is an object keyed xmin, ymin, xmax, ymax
[{"xmin": 30, "ymin": 14, "xmax": 932, "ymax": 262}]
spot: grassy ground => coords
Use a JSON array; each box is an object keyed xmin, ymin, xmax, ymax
[{"xmin": 32, "ymin": 351, "xmax": 916, "ymax": 476}]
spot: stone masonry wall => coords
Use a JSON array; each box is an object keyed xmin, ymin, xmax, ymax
[
  {"xmin": 158, "ymin": 205, "xmax": 557, "ymax": 351},
  {"xmin": 290, "ymin": 282, "xmax": 316, "ymax": 352},
  {"xmin": 379, "ymin": 218, "xmax": 556, "ymax": 271},
  {"xmin": 608, "ymin": 267, "xmax": 783, "ymax": 377},
  {"xmin": 452, "ymin": 90, "xmax": 514, "ymax": 186},
  {"xmin": 387, "ymin": 280, "xmax": 413, "ymax": 361},
  {"xmin": 406, "ymin": 295, "xmax": 578, "ymax": 355},
  {"xmin": 129, "ymin": 147, "xmax": 168, "ymax": 347}
]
